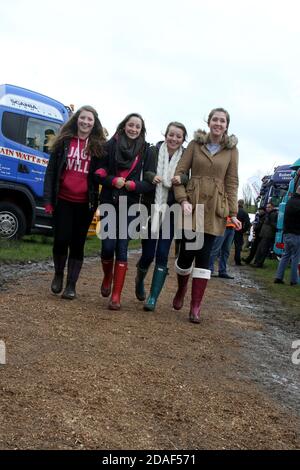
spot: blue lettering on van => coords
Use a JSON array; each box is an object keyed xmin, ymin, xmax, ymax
[{"xmin": 10, "ymin": 98, "xmax": 39, "ymax": 111}]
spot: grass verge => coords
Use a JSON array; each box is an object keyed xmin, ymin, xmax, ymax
[
  {"xmin": 0, "ymin": 236, "xmax": 141, "ymax": 263},
  {"xmin": 241, "ymin": 252, "xmax": 299, "ymax": 314}
]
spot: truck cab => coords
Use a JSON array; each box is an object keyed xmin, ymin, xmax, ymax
[
  {"xmin": 274, "ymin": 158, "xmax": 300, "ymax": 256},
  {"xmin": 0, "ymin": 84, "xmax": 69, "ymax": 239},
  {"xmin": 257, "ymin": 165, "xmax": 294, "ymax": 210}
]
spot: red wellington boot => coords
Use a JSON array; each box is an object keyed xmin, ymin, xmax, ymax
[
  {"xmin": 172, "ymin": 261, "xmax": 193, "ymax": 310},
  {"xmin": 101, "ymin": 259, "xmax": 114, "ymax": 297},
  {"xmin": 109, "ymin": 261, "xmax": 128, "ymax": 310},
  {"xmin": 189, "ymin": 268, "xmax": 210, "ymax": 323}
]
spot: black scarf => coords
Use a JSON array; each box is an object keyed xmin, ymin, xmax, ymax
[{"xmin": 115, "ymin": 132, "xmax": 145, "ymax": 169}]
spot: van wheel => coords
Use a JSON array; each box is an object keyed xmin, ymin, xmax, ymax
[{"xmin": 0, "ymin": 202, "xmax": 26, "ymax": 240}]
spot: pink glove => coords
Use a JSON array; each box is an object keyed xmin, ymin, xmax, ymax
[
  {"xmin": 95, "ymin": 168, "xmax": 107, "ymax": 178},
  {"xmin": 125, "ymin": 180, "xmax": 136, "ymax": 191},
  {"xmin": 112, "ymin": 177, "xmax": 125, "ymax": 189},
  {"xmin": 112, "ymin": 177, "xmax": 119, "ymax": 187},
  {"xmin": 45, "ymin": 204, "xmax": 54, "ymax": 215}
]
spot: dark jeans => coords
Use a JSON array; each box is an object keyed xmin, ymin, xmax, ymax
[
  {"xmin": 138, "ymin": 215, "xmax": 175, "ymax": 269},
  {"xmin": 100, "ymin": 207, "xmax": 135, "ymax": 262},
  {"xmin": 177, "ymin": 232, "xmax": 216, "ymax": 270},
  {"xmin": 245, "ymin": 235, "xmax": 262, "ymax": 263},
  {"xmin": 53, "ymin": 198, "xmax": 94, "ymax": 261},
  {"xmin": 254, "ymin": 237, "xmax": 275, "ymax": 266},
  {"xmin": 234, "ymin": 231, "xmax": 244, "ymax": 264}
]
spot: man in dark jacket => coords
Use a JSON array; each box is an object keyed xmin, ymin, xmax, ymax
[
  {"xmin": 274, "ymin": 186, "xmax": 300, "ymax": 285},
  {"xmin": 253, "ymin": 202, "xmax": 278, "ymax": 267},
  {"xmin": 234, "ymin": 199, "xmax": 251, "ymax": 265},
  {"xmin": 243, "ymin": 207, "xmax": 266, "ymax": 264}
]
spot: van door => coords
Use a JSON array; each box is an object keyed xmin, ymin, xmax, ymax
[
  {"xmin": 0, "ymin": 110, "xmax": 25, "ymax": 182},
  {"xmin": 18, "ymin": 114, "xmax": 61, "ymax": 198}
]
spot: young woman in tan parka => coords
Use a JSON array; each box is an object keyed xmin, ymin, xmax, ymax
[{"xmin": 172, "ymin": 108, "xmax": 242, "ymax": 323}]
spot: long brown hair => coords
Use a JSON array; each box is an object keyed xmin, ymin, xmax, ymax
[
  {"xmin": 51, "ymin": 105, "xmax": 106, "ymax": 158},
  {"xmin": 207, "ymin": 107, "xmax": 230, "ymax": 133},
  {"xmin": 164, "ymin": 121, "xmax": 188, "ymax": 141},
  {"xmin": 115, "ymin": 113, "xmax": 146, "ymax": 139}
]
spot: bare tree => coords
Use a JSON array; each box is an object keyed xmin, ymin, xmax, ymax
[{"xmin": 242, "ymin": 183, "xmax": 253, "ymax": 208}]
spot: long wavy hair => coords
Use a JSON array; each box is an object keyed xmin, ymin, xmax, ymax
[{"xmin": 51, "ymin": 105, "xmax": 106, "ymax": 158}]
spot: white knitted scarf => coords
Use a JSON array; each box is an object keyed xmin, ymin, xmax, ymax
[{"xmin": 151, "ymin": 142, "xmax": 183, "ymax": 235}]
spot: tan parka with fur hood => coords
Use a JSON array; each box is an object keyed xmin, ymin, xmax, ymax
[{"xmin": 174, "ymin": 130, "xmax": 239, "ymax": 236}]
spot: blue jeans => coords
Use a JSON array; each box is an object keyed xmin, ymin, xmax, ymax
[
  {"xmin": 209, "ymin": 227, "xmax": 235, "ymax": 275},
  {"xmin": 100, "ymin": 208, "xmax": 135, "ymax": 262},
  {"xmin": 139, "ymin": 219, "xmax": 175, "ymax": 269},
  {"xmin": 275, "ymin": 233, "xmax": 300, "ymax": 284}
]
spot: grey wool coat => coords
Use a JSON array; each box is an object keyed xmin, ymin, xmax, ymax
[{"xmin": 174, "ymin": 130, "xmax": 239, "ymax": 236}]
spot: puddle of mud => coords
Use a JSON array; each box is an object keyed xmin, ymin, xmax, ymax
[
  {"xmin": 228, "ymin": 266, "xmax": 300, "ymax": 417},
  {"xmin": 0, "ymin": 250, "xmax": 141, "ymax": 290},
  {"xmin": 0, "ymin": 260, "xmax": 54, "ymax": 290},
  {"xmin": 0, "ymin": 259, "xmax": 93, "ymax": 291}
]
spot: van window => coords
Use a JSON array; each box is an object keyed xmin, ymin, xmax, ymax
[
  {"xmin": 2, "ymin": 111, "xmax": 61, "ymax": 153},
  {"xmin": 1, "ymin": 111, "xmax": 25, "ymax": 143},
  {"xmin": 270, "ymin": 187, "xmax": 287, "ymax": 207},
  {"xmin": 26, "ymin": 118, "xmax": 60, "ymax": 153}
]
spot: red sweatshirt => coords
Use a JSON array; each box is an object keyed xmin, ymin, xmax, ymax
[{"xmin": 58, "ymin": 137, "xmax": 91, "ymax": 203}]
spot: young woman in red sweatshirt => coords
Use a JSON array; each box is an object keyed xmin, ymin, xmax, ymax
[{"xmin": 44, "ymin": 105, "xmax": 106, "ymax": 299}]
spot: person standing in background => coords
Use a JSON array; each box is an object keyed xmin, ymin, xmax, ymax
[
  {"xmin": 243, "ymin": 207, "xmax": 266, "ymax": 265},
  {"xmin": 234, "ymin": 199, "xmax": 250, "ymax": 265},
  {"xmin": 253, "ymin": 202, "xmax": 278, "ymax": 268},
  {"xmin": 274, "ymin": 186, "xmax": 300, "ymax": 285},
  {"xmin": 209, "ymin": 217, "xmax": 235, "ymax": 279}
]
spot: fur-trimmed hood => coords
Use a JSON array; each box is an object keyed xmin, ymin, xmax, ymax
[{"xmin": 193, "ymin": 129, "xmax": 238, "ymax": 149}]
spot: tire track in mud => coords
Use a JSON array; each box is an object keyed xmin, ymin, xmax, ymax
[
  {"xmin": 0, "ymin": 254, "xmax": 299, "ymax": 449},
  {"xmin": 214, "ymin": 266, "xmax": 300, "ymax": 417}
]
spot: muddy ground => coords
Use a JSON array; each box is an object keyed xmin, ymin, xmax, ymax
[{"xmin": 0, "ymin": 249, "xmax": 299, "ymax": 450}]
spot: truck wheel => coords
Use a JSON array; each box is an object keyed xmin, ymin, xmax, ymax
[{"xmin": 0, "ymin": 202, "xmax": 27, "ymax": 240}]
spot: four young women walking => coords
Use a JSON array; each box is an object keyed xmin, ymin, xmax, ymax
[{"xmin": 44, "ymin": 106, "xmax": 242, "ymax": 323}]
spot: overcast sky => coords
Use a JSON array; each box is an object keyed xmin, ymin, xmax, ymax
[{"xmin": 2, "ymin": 0, "xmax": 300, "ymax": 197}]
